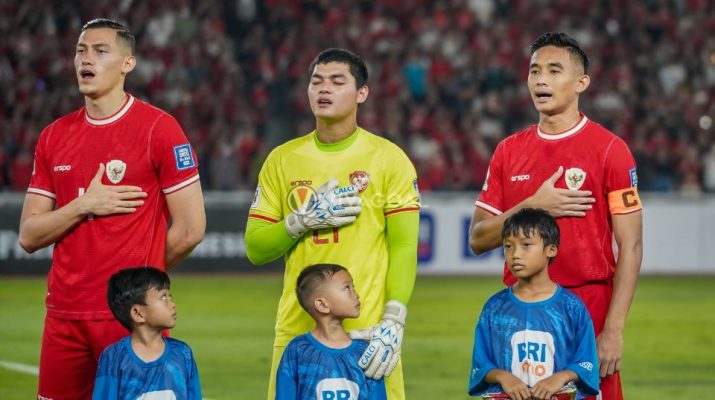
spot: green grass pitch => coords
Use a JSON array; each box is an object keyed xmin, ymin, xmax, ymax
[{"xmin": 1, "ymin": 274, "xmax": 714, "ymax": 399}]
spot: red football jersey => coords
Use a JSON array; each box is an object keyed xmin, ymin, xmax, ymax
[
  {"xmin": 476, "ymin": 114, "xmax": 641, "ymax": 287},
  {"xmin": 28, "ymin": 95, "xmax": 199, "ymax": 320}
]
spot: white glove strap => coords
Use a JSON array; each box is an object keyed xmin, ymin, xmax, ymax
[
  {"xmin": 383, "ymin": 300, "xmax": 407, "ymax": 326},
  {"xmin": 284, "ymin": 213, "xmax": 306, "ymax": 239}
]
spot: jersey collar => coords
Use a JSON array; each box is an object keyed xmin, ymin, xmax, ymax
[
  {"xmin": 313, "ymin": 127, "xmax": 361, "ymax": 152},
  {"xmin": 537, "ymin": 114, "xmax": 588, "ymax": 140},
  {"xmin": 85, "ymin": 94, "xmax": 134, "ymax": 126}
]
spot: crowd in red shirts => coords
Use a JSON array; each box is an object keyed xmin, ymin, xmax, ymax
[{"xmin": 1, "ymin": 0, "xmax": 714, "ymax": 193}]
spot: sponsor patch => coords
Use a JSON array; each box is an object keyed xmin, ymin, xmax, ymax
[
  {"xmin": 414, "ymin": 178, "xmax": 422, "ymax": 205},
  {"xmin": 482, "ymin": 168, "xmax": 490, "ymax": 191},
  {"xmin": 629, "ymin": 167, "xmax": 638, "ymax": 187},
  {"xmin": 106, "ymin": 160, "xmax": 126, "ymax": 184},
  {"xmin": 173, "ymin": 144, "xmax": 196, "ymax": 170},
  {"xmin": 250, "ymin": 186, "xmax": 262, "ymax": 209},
  {"xmin": 565, "ymin": 167, "xmax": 586, "ymax": 190}
]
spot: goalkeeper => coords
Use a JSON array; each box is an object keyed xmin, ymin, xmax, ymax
[{"xmin": 245, "ymin": 48, "xmax": 420, "ymax": 400}]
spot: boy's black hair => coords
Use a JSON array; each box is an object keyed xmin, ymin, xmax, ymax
[
  {"xmin": 530, "ymin": 32, "xmax": 589, "ymax": 74},
  {"xmin": 502, "ymin": 208, "xmax": 560, "ymax": 263},
  {"xmin": 107, "ymin": 266, "xmax": 171, "ymax": 331},
  {"xmin": 296, "ymin": 264, "xmax": 348, "ymax": 314},
  {"xmin": 81, "ymin": 18, "xmax": 136, "ymax": 55},
  {"xmin": 308, "ymin": 48, "xmax": 368, "ymax": 88}
]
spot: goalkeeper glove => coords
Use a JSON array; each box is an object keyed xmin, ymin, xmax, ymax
[
  {"xmin": 284, "ymin": 178, "xmax": 362, "ymax": 239},
  {"xmin": 350, "ymin": 300, "xmax": 407, "ymax": 379}
]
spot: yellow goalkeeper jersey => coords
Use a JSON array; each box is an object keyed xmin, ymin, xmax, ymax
[{"xmin": 248, "ymin": 127, "xmax": 420, "ymax": 347}]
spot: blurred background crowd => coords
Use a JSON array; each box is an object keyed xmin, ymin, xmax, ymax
[{"xmin": 1, "ymin": 0, "xmax": 715, "ymax": 193}]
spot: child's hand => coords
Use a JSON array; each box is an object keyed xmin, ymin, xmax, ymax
[
  {"xmin": 529, "ymin": 374, "xmax": 569, "ymax": 400},
  {"xmin": 495, "ymin": 372, "xmax": 531, "ymax": 400}
]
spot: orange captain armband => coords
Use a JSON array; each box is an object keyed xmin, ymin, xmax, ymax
[{"xmin": 607, "ymin": 187, "xmax": 642, "ymax": 214}]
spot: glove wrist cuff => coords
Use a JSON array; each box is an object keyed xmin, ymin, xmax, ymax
[
  {"xmin": 284, "ymin": 214, "xmax": 306, "ymax": 239},
  {"xmin": 383, "ymin": 300, "xmax": 407, "ymax": 326}
]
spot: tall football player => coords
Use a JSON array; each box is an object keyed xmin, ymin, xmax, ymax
[
  {"xmin": 245, "ymin": 48, "xmax": 420, "ymax": 400},
  {"xmin": 469, "ymin": 32, "xmax": 643, "ymax": 400},
  {"xmin": 19, "ymin": 18, "xmax": 205, "ymax": 400}
]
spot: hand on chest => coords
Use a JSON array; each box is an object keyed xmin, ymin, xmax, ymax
[{"xmin": 50, "ymin": 142, "xmax": 154, "ymax": 192}]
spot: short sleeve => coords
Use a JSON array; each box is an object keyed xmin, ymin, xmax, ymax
[
  {"xmin": 149, "ymin": 114, "xmax": 200, "ymax": 195},
  {"xmin": 603, "ymin": 138, "xmax": 637, "ymax": 193},
  {"xmin": 27, "ymin": 125, "xmax": 56, "ymax": 199},
  {"xmin": 383, "ymin": 145, "xmax": 420, "ymax": 216},
  {"xmin": 566, "ymin": 303, "xmax": 600, "ymax": 396},
  {"xmin": 368, "ymin": 378, "xmax": 388, "ymax": 400},
  {"xmin": 603, "ymin": 138, "xmax": 642, "ymax": 214},
  {"xmin": 92, "ymin": 349, "xmax": 119, "ymax": 400},
  {"xmin": 248, "ymin": 149, "xmax": 284, "ymax": 223},
  {"xmin": 275, "ymin": 342, "xmax": 299, "ymax": 400},
  {"xmin": 475, "ymin": 141, "xmax": 505, "ymax": 215},
  {"xmin": 468, "ymin": 304, "xmax": 499, "ymax": 396},
  {"xmin": 186, "ymin": 347, "xmax": 203, "ymax": 400}
]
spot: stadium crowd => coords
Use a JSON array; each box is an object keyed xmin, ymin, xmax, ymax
[{"xmin": 1, "ymin": 0, "xmax": 715, "ymax": 193}]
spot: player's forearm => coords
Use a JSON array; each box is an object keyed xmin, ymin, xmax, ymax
[
  {"xmin": 165, "ymin": 223, "xmax": 205, "ymax": 271},
  {"xmin": 18, "ymin": 198, "xmax": 88, "ymax": 253},
  {"xmin": 484, "ymin": 369, "xmax": 510, "ymax": 384},
  {"xmin": 470, "ymin": 200, "xmax": 531, "ymax": 254},
  {"xmin": 550, "ymin": 370, "xmax": 579, "ymax": 386},
  {"xmin": 385, "ymin": 212, "xmax": 419, "ymax": 304},
  {"xmin": 163, "ymin": 182, "xmax": 206, "ymax": 271},
  {"xmin": 604, "ymin": 239, "xmax": 642, "ymax": 333},
  {"xmin": 245, "ymin": 217, "xmax": 299, "ymax": 265},
  {"xmin": 469, "ymin": 213, "xmax": 508, "ymax": 254}
]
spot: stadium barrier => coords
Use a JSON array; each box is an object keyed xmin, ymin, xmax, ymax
[{"xmin": 1, "ymin": 192, "xmax": 714, "ymax": 275}]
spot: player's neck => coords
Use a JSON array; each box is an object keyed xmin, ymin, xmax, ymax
[
  {"xmin": 512, "ymin": 271, "xmax": 557, "ymax": 302},
  {"xmin": 84, "ymin": 89, "xmax": 129, "ymax": 120},
  {"xmin": 315, "ymin": 118, "xmax": 358, "ymax": 144},
  {"xmin": 312, "ymin": 318, "xmax": 352, "ymax": 349},
  {"xmin": 538, "ymin": 107, "xmax": 582, "ymax": 135},
  {"xmin": 130, "ymin": 328, "xmax": 166, "ymax": 362}
]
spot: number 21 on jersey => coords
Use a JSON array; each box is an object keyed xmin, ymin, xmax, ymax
[{"xmin": 313, "ymin": 228, "xmax": 339, "ymax": 244}]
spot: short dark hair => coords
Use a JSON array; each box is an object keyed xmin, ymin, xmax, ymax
[
  {"xmin": 107, "ymin": 267, "xmax": 170, "ymax": 331},
  {"xmin": 502, "ymin": 208, "xmax": 560, "ymax": 263},
  {"xmin": 296, "ymin": 264, "xmax": 348, "ymax": 314},
  {"xmin": 530, "ymin": 32, "xmax": 589, "ymax": 74},
  {"xmin": 81, "ymin": 18, "xmax": 135, "ymax": 55},
  {"xmin": 308, "ymin": 48, "xmax": 368, "ymax": 88}
]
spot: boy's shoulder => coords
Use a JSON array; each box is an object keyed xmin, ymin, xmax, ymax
[
  {"xmin": 165, "ymin": 337, "xmax": 196, "ymax": 361},
  {"xmin": 286, "ymin": 334, "xmax": 368, "ymax": 356},
  {"xmin": 556, "ymin": 286, "xmax": 590, "ymax": 311},
  {"xmin": 165, "ymin": 336, "xmax": 192, "ymax": 348},
  {"xmin": 100, "ymin": 336, "xmax": 131, "ymax": 358},
  {"xmin": 484, "ymin": 287, "xmax": 512, "ymax": 307},
  {"xmin": 286, "ymin": 333, "xmax": 312, "ymax": 349}
]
